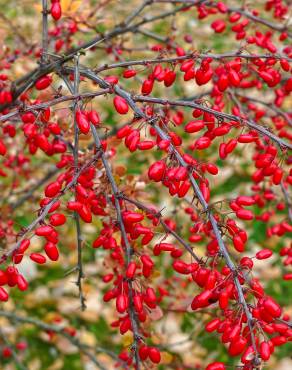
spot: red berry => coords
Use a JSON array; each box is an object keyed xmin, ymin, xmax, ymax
[
  {"xmin": 206, "ymin": 362, "xmax": 226, "ymax": 370},
  {"xmin": 164, "ymin": 70, "xmax": 176, "ymax": 87},
  {"xmin": 264, "ymin": 297, "xmax": 282, "ymax": 318},
  {"xmin": 35, "ymin": 76, "xmax": 52, "ymax": 90},
  {"xmin": 17, "ymin": 274, "xmax": 28, "ymax": 291},
  {"xmin": 185, "ymin": 120, "xmax": 205, "ymax": 133},
  {"xmin": 35, "ymin": 225, "xmax": 54, "ymax": 236},
  {"xmin": 113, "ymin": 96, "xmax": 129, "ymax": 114},
  {"xmin": 126, "ymin": 262, "xmax": 137, "ymax": 279},
  {"xmin": 123, "ymin": 69, "xmax": 136, "ymax": 78},
  {"xmin": 205, "ymin": 318, "xmax": 221, "ymax": 332},
  {"xmin": 44, "ymin": 242, "xmax": 59, "ymax": 261},
  {"xmin": 76, "ymin": 111, "xmax": 90, "ymax": 134},
  {"xmin": 256, "ymin": 249, "xmax": 273, "ymax": 260},
  {"xmin": 88, "ymin": 110, "xmax": 100, "ymax": 125},
  {"xmin": 233, "ymin": 235, "xmax": 245, "ymax": 252},
  {"xmin": 228, "ymin": 336, "xmax": 247, "ymax": 356},
  {"xmin": 148, "ymin": 347, "xmax": 161, "ymax": 364},
  {"xmin": 141, "ymin": 79, "xmax": 154, "ymax": 95},
  {"xmin": 123, "ymin": 211, "xmax": 144, "ymax": 224},
  {"xmin": 139, "ymin": 345, "xmax": 149, "ymax": 360},
  {"xmin": 211, "ymin": 19, "xmax": 226, "ymax": 33},
  {"xmin": 148, "ymin": 161, "xmax": 166, "ymax": 182},
  {"xmin": 30, "ymin": 253, "xmax": 46, "ymax": 264},
  {"xmin": 45, "ymin": 181, "xmax": 61, "ymax": 198},
  {"xmin": 116, "ymin": 294, "xmax": 127, "ymax": 313},
  {"xmin": 259, "ymin": 341, "xmax": 271, "ymax": 361},
  {"xmin": 194, "ymin": 137, "xmax": 211, "ymax": 150},
  {"xmin": 0, "ymin": 286, "xmax": 9, "ymax": 301},
  {"xmin": 51, "ymin": 1, "xmax": 62, "ymax": 20},
  {"xmin": 49, "ymin": 213, "xmax": 66, "ymax": 226},
  {"xmin": 2, "ymin": 347, "xmax": 12, "ymax": 358},
  {"xmin": 0, "ymin": 139, "xmax": 7, "ymax": 156},
  {"xmin": 236, "ymin": 209, "xmax": 254, "ymax": 220}
]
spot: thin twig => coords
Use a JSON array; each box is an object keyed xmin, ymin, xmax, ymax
[
  {"xmin": 281, "ymin": 181, "xmax": 292, "ymax": 223},
  {"xmin": 41, "ymin": 0, "xmax": 49, "ymax": 64},
  {"xmin": 123, "ymin": 0, "xmax": 152, "ymax": 25}
]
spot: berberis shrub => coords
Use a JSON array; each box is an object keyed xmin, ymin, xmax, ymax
[{"xmin": 0, "ymin": 0, "xmax": 291, "ymax": 369}]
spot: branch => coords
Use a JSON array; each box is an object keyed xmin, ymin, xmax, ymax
[
  {"xmin": 132, "ymin": 95, "xmax": 292, "ymax": 150},
  {"xmin": 10, "ymin": 122, "xmax": 125, "ymax": 211},
  {"xmin": 90, "ymin": 124, "xmax": 142, "ymax": 369},
  {"xmin": 95, "ymin": 53, "xmax": 291, "ymax": 73},
  {"xmin": 0, "ymin": 311, "xmax": 111, "ymax": 370},
  {"xmin": 0, "ymin": 90, "xmax": 110, "ymax": 123},
  {"xmin": 234, "ymin": 92, "xmax": 292, "ymax": 128},
  {"xmin": 150, "ymin": 122, "xmax": 260, "ymax": 365},
  {"xmin": 71, "ymin": 54, "xmax": 87, "ymax": 311},
  {"xmin": 0, "ymin": 153, "xmax": 101, "ymax": 264},
  {"xmin": 122, "ymin": 195, "xmax": 202, "ymax": 263},
  {"xmin": 281, "ymin": 181, "xmax": 292, "ymax": 223},
  {"xmin": 153, "ymin": 0, "xmax": 292, "ymax": 36},
  {"xmin": 77, "ymin": 72, "xmax": 261, "ymax": 364},
  {"xmin": 122, "ymin": 0, "xmax": 152, "ymax": 26},
  {"xmin": 0, "ymin": 3, "xmax": 191, "ymax": 112},
  {"xmin": 57, "ymin": 67, "xmax": 289, "ymax": 152},
  {"xmin": 227, "ymin": 5, "xmax": 291, "ymax": 36},
  {"xmin": 41, "ymin": 0, "xmax": 49, "ymax": 64}
]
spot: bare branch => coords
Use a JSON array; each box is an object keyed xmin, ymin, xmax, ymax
[
  {"xmin": 281, "ymin": 181, "xmax": 292, "ymax": 223},
  {"xmin": 41, "ymin": 0, "xmax": 49, "ymax": 64},
  {"xmin": 0, "ymin": 310, "xmax": 112, "ymax": 370},
  {"xmin": 123, "ymin": 0, "xmax": 152, "ymax": 25}
]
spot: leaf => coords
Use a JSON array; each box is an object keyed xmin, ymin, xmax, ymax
[
  {"xmin": 33, "ymin": 4, "xmax": 42, "ymax": 12},
  {"xmin": 161, "ymin": 352, "xmax": 173, "ymax": 364},
  {"xmin": 61, "ymin": 0, "xmax": 82, "ymax": 13},
  {"xmin": 122, "ymin": 334, "xmax": 133, "ymax": 347}
]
